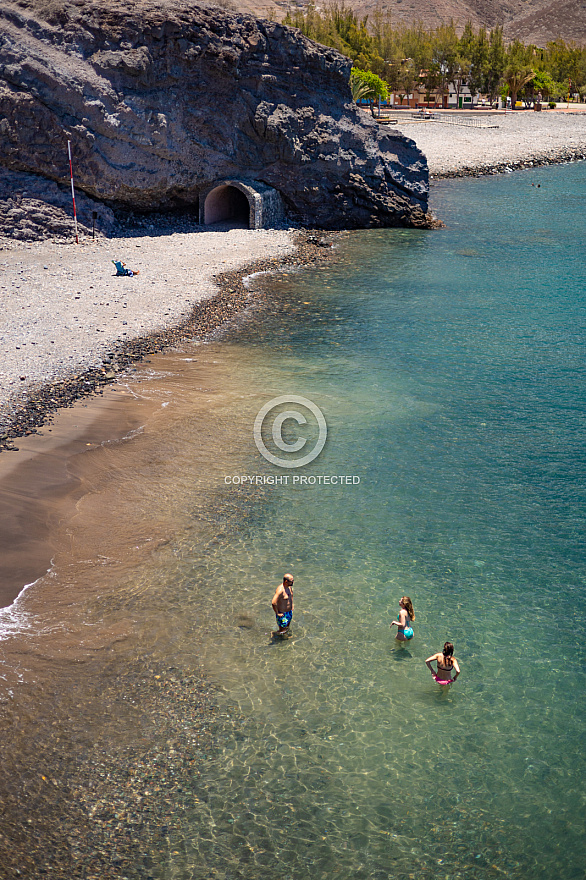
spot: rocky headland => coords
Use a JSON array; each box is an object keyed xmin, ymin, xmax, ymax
[{"xmin": 0, "ymin": 0, "xmax": 431, "ymax": 235}]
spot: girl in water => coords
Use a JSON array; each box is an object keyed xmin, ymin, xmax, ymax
[
  {"xmin": 390, "ymin": 596, "xmax": 415, "ymax": 641},
  {"xmin": 426, "ymin": 642, "xmax": 460, "ymax": 685}
]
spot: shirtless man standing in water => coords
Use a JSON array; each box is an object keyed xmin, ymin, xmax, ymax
[{"xmin": 272, "ymin": 573, "xmax": 294, "ymax": 635}]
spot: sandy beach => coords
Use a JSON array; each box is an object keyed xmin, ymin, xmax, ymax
[{"xmin": 1, "ymin": 111, "xmax": 585, "ymax": 441}]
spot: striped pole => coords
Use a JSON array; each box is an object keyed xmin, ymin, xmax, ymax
[{"xmin": 67, "ymin": 140, "xmax": 79, "ymax": 244}]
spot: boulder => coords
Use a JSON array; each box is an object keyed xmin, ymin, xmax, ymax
[{"xmin": 0, "ymin": 0, "xmax": 431, "ymax": 229}]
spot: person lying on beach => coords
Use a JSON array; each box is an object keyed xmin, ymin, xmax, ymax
[
  {"xmin": 272, "ymin": 573, "xmax": 294, "ymax": 635},
  {"xmin": 390, "ymin": 596, "xmax": 415, "ymax": 641},
  {"xmin": 112, "ymin": 260, "xmax": 140, "ymax": 277},
  {"xmin": 426, "ymin": 642, "xmax": 460, "ymax": 685}
]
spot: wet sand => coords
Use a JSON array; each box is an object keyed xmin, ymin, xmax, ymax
[
  {"xmin": 0, "ymin": 343, "xmax": 262, "ymax": 879},
  {"xmin": 0, "ymin": 386, "xmax": 151, "ymax": 606},
  {"xmin": 0, "ymin": 230, "xmax": 337, "ymax": 613}
]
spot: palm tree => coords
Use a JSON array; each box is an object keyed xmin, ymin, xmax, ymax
[
  {"xmin": 349, "ymin": 69, "xmax": 389, "ymax": 117},
  {"xmin": 350, "ymin": 70, "xmax": 372, "ymax": 103}
]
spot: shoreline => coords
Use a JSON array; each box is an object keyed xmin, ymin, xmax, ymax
[
  {"xmin": 0, "ymin": 294, "xmax": 306, "ymax": 878},
  {"xmin": 0, "ymin": 229, "xmax": 337, "ymax": 450},
  {"xmin": 392, "ymin": 110, "xmax": 586, "ymax": 178},
  {"xmin": 430, "ymin": 145, "xmax": 586, "ymax": 179}
]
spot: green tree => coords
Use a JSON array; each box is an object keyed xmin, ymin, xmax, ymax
[
  {"xmin": 452, "ymin": 53, "xmax": 472, "ymax": 106},
  {"xmin": 504, "ymin": 60, "xmax": 535, "ymax": 108},
  {"xmin": 423, "ymin": 62, "xmax": 441, "ymax": 106},
  {"xmin": 401, "ymin": 22, "xmax": 433, "ymax": 73},
  {"xmin": 350, "ymin": 69, "xmax": 373, "ymax": 102},
  {"xmin": 398, "ymin": 61, "xmax": 418, "ymax": 107},
  {"xmin": 529, "ymin": 69, "xmax": 556, "ymax": 101},
  {"xmin": 431, "ymin": 21, "xmax": 458, "ymax": 106},
  {"xmin": 384, "ymin": 59, "xmax": 403, "ymax": 94},
  {"xmin": 469, "ymin": 27, "xmax": 490, "ymax": 96},
  {"xmin": 349, "ymin": 67, "xmax": 388, "ymax": 116},
  {"xmin": 486, "ymin": 27, "xmax": 506, "ymax": 102},
  {"xmin": 459, "ymin": 21, "xmax": 475, "ymax": 59}
]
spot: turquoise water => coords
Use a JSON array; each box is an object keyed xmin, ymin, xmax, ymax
[
  {"xmin": 2, "ymin": 163, "xmax": 584, "ymax": 879},
  {"xmin": 146, "ymin": 164, "xmax": 585, "ymax": 878}
]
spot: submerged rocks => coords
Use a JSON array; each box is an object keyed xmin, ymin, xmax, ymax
[
  {"xmin": 0, "ymin": 0, "xmax": 431, "ymax": 230},
  {"xmin": 0, "ymin": 660, "xmax": 222, "ymax": 880}
]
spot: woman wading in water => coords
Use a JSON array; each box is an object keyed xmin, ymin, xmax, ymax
[
  {"xmin": 390, "ymin": 596, "xmax": 415, "ymax": 641},
  {"xmin": 426, "ymin": 642, "xmax": 460, "ymax": 685}
]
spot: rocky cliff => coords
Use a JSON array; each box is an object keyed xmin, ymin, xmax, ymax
[{"xmin": 0, "ymin": 0, "xmax": 431, "ymax": 231}]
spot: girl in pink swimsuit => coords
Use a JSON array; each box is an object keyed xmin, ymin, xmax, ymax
[{"xmin": 426, "ymin": 642, "xmax": 461, "ymax": 685}]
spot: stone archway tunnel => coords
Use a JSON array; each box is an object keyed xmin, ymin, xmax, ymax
[
  {"xmin": 204, "ymin": 184, "xmax": 249, "ymax": 226},
  {"xmin": 199, "ymin": 179, "xmax": 284, "ymax": 229}
]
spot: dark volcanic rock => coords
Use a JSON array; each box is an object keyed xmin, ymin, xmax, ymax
[
  {"xmin": 0, "ymin": 167, "xmax": 115, "ymax": 240},
  {"xmin": 0, "ymin": 0, "xmax": 430, "ymax": 229}
]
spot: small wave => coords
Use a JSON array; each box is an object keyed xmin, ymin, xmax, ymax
[
  {"xmin": 120, "ymin": 424, "xmax": 146, "ymax": 442},
  {"xmin": 0, "ymin": 574, "xmax": 46, "ymax": 641},
  {"xmin": 242, "ymin": 266, "xmax": 291, "ymax": 289}
]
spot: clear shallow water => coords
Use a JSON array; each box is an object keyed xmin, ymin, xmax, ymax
[
  {"xmin": 2, "ymin": 163, "xmax": 585, "ymax": 879},
  {"xmin": 151, "ymin": 165, "xmax": 585, "ymax": 880}
]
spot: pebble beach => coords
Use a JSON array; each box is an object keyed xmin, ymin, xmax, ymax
[
  {"xmin": 393, "ymin": 107, "xmax": 586, "ymax": 175},
  {"xmin": 0, "ymin": 224, "xmax": 297, "ymax": 440}
]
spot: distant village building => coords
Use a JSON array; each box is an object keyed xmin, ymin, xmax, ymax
[
  {"xmin": 446, "ymin": 85, "xmax": 476, "ymax": 109},
  {"xmin": 372, "ymin": 82, "xmax": 483, "ymax": 110}
]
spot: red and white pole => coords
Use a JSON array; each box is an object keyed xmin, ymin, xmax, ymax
[{"xmin": 67, "ymin": 140, "xmax": 79, "ymax": 244}]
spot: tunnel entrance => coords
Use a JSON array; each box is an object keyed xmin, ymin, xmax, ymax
[
  {"xmin": 203, "ymin": 184, "xmax": 251, "ymax": 227},
  {"xmin": 199, "ymin": 179, "xmax": 284, "ymax": 229}
]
